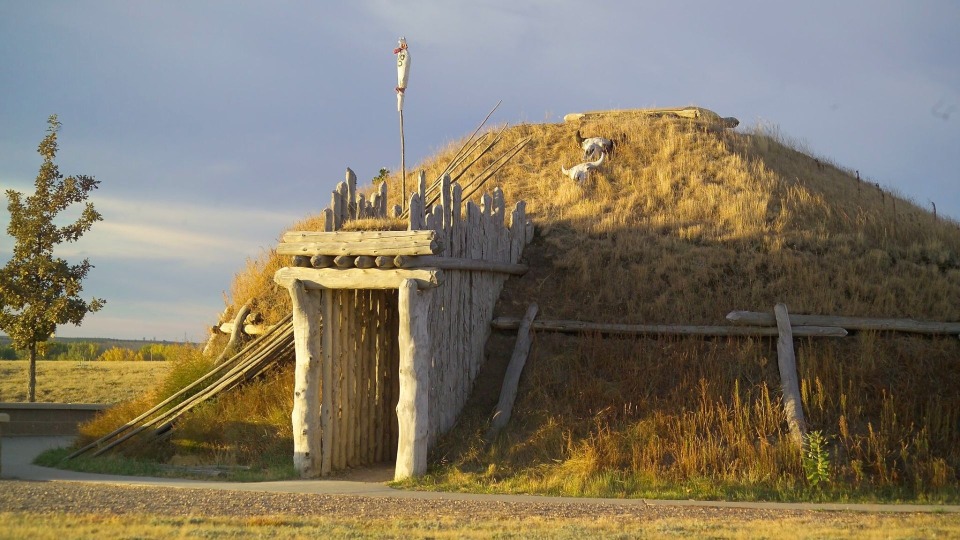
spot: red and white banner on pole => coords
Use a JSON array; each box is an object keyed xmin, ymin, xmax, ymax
[{"xmin": 394, "ymin": 37, "xmax": 410, "ymax": 111}]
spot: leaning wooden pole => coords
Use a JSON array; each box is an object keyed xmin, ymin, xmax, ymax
[
  {"xmin": 395, "ymin": 278, "xmax": 430, "ymax": 480},
  {"xmin": 486, "ymin": 303, "xmax": 538, "ymax": 441},
  {"xmin": 774, "ymin": 303, "xmax": 808, "ymax": 445},
  {"xmin": 289, "ymin": 279, "xmax": 323, "ymax": 477}
]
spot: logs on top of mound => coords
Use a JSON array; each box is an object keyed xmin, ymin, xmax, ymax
[{"xmin": 564, "ymin": 106, "xmax": 740, "ymax": 129}]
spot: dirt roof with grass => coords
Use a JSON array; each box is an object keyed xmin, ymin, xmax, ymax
[
  {"xmin": 202, "ymin": 109, "xmax": 960, "ymax": 499},
  {"xmin": 228, "ymin": 110, "xmax": 960, "ymax": 328}
]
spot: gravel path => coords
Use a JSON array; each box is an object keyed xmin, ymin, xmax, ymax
[{"xmin": 1, "ymin": 479, "xmax": 833, "ymax": 523}]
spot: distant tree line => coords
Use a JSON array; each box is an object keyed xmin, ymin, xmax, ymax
[{"xmin": 0, "ymin": 341, "xmax": 197, "ymax": 362}]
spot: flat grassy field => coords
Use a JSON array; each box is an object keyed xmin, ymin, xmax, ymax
[
  {"xmin": 0, "ymin": 361, "xmax": 169, "ymax": 403},
  {"xmin": 1, "ymin": 511, "xmax": 958, "ymax": 539}
]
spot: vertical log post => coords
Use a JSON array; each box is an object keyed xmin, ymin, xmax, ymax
[
  {"xmin": 320, "ymin": 290, "xmax": 334, "ymax": 475},
  {"xmin": 395, "ymin": 279, "xmax": 430, "ymax": 480},
  {"xmin": 774, "ymin": 303, "xmax": 808, "ymax": 445},
  {"xmin": 288, "ymin": 280, "xmax": 323, "ymax": 478}
]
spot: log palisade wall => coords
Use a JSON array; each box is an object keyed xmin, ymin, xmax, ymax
[{"xmin": 274, "ymin": 169, "xmax": 530, "ymax": 479}]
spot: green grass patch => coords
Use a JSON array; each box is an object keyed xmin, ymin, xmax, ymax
[{"xmin": 35, "ymin": 446, "xmax": 299, "ymax": 482}]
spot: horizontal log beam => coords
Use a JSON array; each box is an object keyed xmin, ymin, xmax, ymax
[
  {"xmin": 726, "ymin": 311, "xmax": 960, "ymax": 335},
  {"xmin": 394, "ymin": 255, "xmax": 528, "ymax": 275},
  {"xmin": 279, "ymin": 230, "xmax": 441, "ymax": 256},
  {"xmin": 274, "ymin": 267, "xmax": 442, "ymax": 290},
  {"xmin": 491, "ymin": 318, "xmax": 848, "ymax": 337}
]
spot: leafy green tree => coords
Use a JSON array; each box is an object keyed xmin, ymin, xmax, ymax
[{"xmin": 0, "ymin": 115, "xmax": 105, "ymax": 401}]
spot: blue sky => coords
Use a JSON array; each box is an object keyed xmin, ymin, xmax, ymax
[{"xmin": 2, "ymin": 1, "xmax": 958, "ymax": 341}]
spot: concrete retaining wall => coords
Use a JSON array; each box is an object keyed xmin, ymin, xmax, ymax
[{"xmin": 0, "ymin": 403, "xmax": 111, "ymax": 436}]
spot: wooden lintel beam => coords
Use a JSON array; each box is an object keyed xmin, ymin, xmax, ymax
[
  {"xmin": 394, "ymin": 255, "xmax": 528, "ymax": 275},
  {"xmin": 491, "ymin": 317, "xmax": 847, "ymax": 338},
  {"xmin": 279, "ymin": 230, "xmax": 441, "ymax": 257},
  {"xmin": 274, "ymin": 266, "xmax": 442, "ymax": 290}
]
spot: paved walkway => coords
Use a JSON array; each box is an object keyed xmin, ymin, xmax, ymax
[{"xmin": 2, "ymin": 436, "xmax": 958, "ymax": 513}]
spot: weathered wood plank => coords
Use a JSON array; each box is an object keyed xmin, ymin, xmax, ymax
[
  {"xmin": 395, "ymin": 279, "xmax": 430, "ymax": 480},
  {"xmin": 345, "ymin": 290, "xmax": 356, "ymax": 467},
  {"xmin": 274, "ymin": 267, "xmax": 442, "ymax": 290},
  {"xmin": 346, "ymin": 168, "xmax": 357, "ymax": 219},
  {"xmin": 393, "ymin": 255, "xmax": 528, "ymax": 275},
  {"xmin": 279, "ymin": 230, "xmax": 440, "ymax": 257},
  {"xmin": 408, "ymin": 192, "xmax": 423, "ymax": 231},
  {"xmin": 726, "ymin": 311, "xmax": 960, "ymax": 335},
  {"xmin": 322, "ymin": 208, "xmax": 334, "ymax": 233},
  {"xmin": 491, "ymin": 318, "xmax": 848, "ymax": 337},
  {"xmin": 320, "ymin": 291, "xmax": 334, "ymax": 475},
  {"xmin": 487, "ymin": 303, "xmax": 538, "ymax": 440},
  {"xmin": 288, "ymin": 280, "xmax": 323, "ymax": 478},
  {"xmin": 775, "ymin": 304, "xmax": 808, "ymax": 445},
  {"xmin": 334, "ymin": 290, "xmax": 346, "ymax": 470}
]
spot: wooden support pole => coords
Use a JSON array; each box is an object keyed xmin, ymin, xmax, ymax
[
  {"xmin": 288, "ymin": 280, "xmax": 323, "ymax": 478},
  {"xmin": 320, "ymin": 290, "xmax": 334, "ymax": 475},
  {"xmin": 486, "ymin": 303, "xmax": 538, "ymax": 441},
  {"xmin": 373, "ymin": 291, "xmax": 385, "ymax": 463},
  {"xmin": 774, "ymin": 303, "xmax": 808, "ymax": 445},
  {"xmin": 336, "ymin": 291, "xmax": 347, "ymax": 470},
  {"xmin": 395, "ymin": 279, "xmax": 430, "ymax": 480},
  {"xmin": 345, "ymin": 291, "xmax": 356, "ymax": 467}
]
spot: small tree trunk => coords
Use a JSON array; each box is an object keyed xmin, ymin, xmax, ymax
[{"xmin": 28, "ymin": 342, "xmax": 37, "ymax": 403}]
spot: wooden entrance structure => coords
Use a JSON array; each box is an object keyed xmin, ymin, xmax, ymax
[{"xmin": 274, "ymin": 170, "xmax": 531, "ymax": 479}]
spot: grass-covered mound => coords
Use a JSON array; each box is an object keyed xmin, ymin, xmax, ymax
[{"xmin": 77, "ymin": 110, "xmax": 960, "ymax": 499}]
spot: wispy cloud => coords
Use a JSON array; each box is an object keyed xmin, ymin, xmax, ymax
[{"xmin": 1, "ymin": 191, "xmax": 293, "ymax": 265}]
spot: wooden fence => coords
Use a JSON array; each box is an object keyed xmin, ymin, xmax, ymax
[{"xmin": 274, "ymin": 169, "xmax": 531, "ymax": 479}]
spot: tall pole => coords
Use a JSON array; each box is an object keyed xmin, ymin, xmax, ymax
[
  {"xmin": 394, "ymin": 37, "xmax": 410, "ymax": 212},
  {"xmin": 399, "ymin": 108, "xmax": 406, "ymax": 212}
]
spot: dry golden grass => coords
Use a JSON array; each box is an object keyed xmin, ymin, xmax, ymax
[
  {"xmin": 2, "ymin": 511, "xmax": 958, "ymax": 539},
  {"xmin": 0, "ymin": 361, "xmax": 169, "ymax": 403},
  {"xmin": 390, "ymin": 113, "xmax": 959, "ymax": 500}
]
